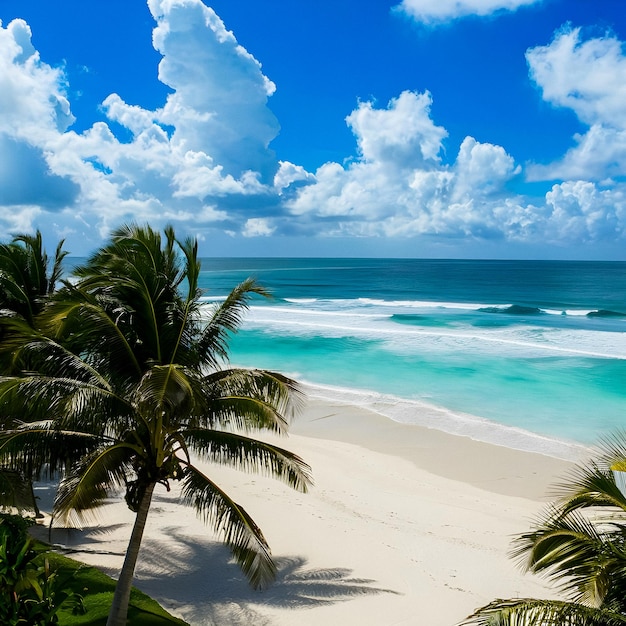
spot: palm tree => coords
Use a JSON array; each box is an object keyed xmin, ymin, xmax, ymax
[
  {"xmin": 462, "ymin": 432, "xmax": 626, "ymax": 625},
  {"xmin": 0, "ymin": 231, "xmax": 68, "ymax": 516},
  {"xmin": 0, "ymin": 224, "xmax": 312, "ymax": 626},
  {"xmin": 0, "ymin": 230, "xmax": 67, "ymax": 326}
]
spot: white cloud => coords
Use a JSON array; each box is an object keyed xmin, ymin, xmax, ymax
[
  {"xmin": 544, "ymin": 181, "xmax": 625, "ymax": 243},
  {"xmin": 396, "ymin": 0, "xmax": 540, "ymax": 25},
  {"xmin": 242, "ymin": 217, "xmax": 275, "ymax": 237},
  {"xmin": 274, "ymin": 161, "xmax": 315, "ymax": 191},
  {"xmin": 346, "ymin": 91, "xmax": 447, "ymax": 166},
  {"xmin": 0, "ymin": 204, "xmax": 42, "ymax": 233},
  {"xmin": 1, "ymin": 6, "xmax": 626, "ymax": 256},
  {"xmin": 286, "ymin": 90, "xmax": 626, "ymax": 246},
  {"xmin": 287, "ymin": 92, "xmax": 523, "ymax": 239},
  {"xmin": 149, "ymin": 0, "xmax": 279, "ymax": 180},
  {"xmin": 0, "ymin": 3, "xmax": 282, "ymax": 250},
  {"xmin": 528, "ymin": 124, "xmax": 626, "ymax": 182},
  {"xmin": 526, "ymin": 27, "xmax": 626, "ymax": 181},
  {"xmin": 0, "ymin": 19, "xmax": 74, "ymax": 139},
  {"xmin": 453, "ymin": 137, "xmax": 520, "ymax": 200}
]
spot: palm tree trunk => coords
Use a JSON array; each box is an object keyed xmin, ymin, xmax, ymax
[{"xmin": 106, "ymin": 482, "xmax": 156, "ymax": 626}]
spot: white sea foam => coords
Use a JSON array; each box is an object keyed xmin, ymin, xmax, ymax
[
  {"xmin": 301, "ymin": 381, "xmax": 590, "ymax": 461},
  {"xmin": 242, "ymin": 304, "xmax": 626, "ymax": 360}
]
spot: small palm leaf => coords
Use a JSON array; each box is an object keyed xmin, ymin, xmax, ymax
[
  {"xmin": 134, "ymin": 364, "xmax": 195, "ymax": 423},
  {"xmin": 462, "ymin": 597, "xmax": 626, "ymax": 625},
  {"xmin": 552, "ymin": 462, "xmax": 626, "ymax": 516},
  {"xmin": 0, "ymin": 425, "xmax": 102, "ymax": 480}
]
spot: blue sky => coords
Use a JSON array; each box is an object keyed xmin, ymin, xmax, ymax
[{"xmin": 0, "ymin": 0, "xmax": 625, "ymax": 259}]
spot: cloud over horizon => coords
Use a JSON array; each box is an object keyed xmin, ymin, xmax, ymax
[{"xmin": 0, "ymin": 1, "xmax": 625, "ymax": 256}]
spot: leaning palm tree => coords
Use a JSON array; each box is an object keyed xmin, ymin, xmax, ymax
[
  {"xmin": 462, "ymin": 432, "xmax": 626, "ymax": 625},
  {"xmin": 0, "ymin": 224, "xmax": 312, "ymax": 626}
]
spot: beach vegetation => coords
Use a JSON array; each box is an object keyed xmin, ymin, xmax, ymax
[
  {"xmin": 0, "ymin": 514, "xmax": 188, "ymax": 626},
  {"xmin": 0, "ymin": 513, "xmax": 86, "ymax": 625},
  {"xmin": 0, "ymin": 231, "xmax": 68, "ymax": 517},
  {"xmin": 41, "ymin": 550, "xmax": 189, "ymax": 625},
  {"xmin": 0, "ymin": 230, "xmax": 67, "ymax": 328},
  {"xmin": 0, "ymin": 224, "xmax": 312, "ymax": 626},
  {"xmin": 462, "ymin": 432, "xmax": 626, "ymax": 625}
]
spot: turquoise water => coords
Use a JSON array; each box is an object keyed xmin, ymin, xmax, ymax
[{"xmin": 199, "ymin": 258, "xmax": 626, "ymax": 455}]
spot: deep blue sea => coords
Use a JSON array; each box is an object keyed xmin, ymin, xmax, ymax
[{"xmin": 200, "ymin": 259, "xmax": 626, "ymax": 457}]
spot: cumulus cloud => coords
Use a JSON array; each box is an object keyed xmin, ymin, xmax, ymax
[
  {"xmin": 287, "ymin": 91, "xmax": 524, "ymax": 239},
  {"xmin": 396, "ymin": 0, "xmax": 540, "ymax": 25},
  {"xmin": 346, "ymin": 91, "xmax": 447, "ymax": 166},
  {"xmin": 1, "ymin": 4, "xmax": 625, "ymax": 255},
  {"xmin": 274, "ymin": 161, "xmax": 316, "ymax": 191},
  {"xmin": 285, "ymin": 89, "xmax": 626, "ymax": 246},
  {"xmin": 149, "ymin": 0, "xmax": 279, "ymax": 180},
  {"xmin": 0, "ymin": 18, "xmax": 78, "ymax": 224},
  {"xmin": 543, "ymin": 181, "xmax": 625, "ymax": 243},
  {"xmin": 0, "ymin": 2, "xmax": 281, "ymax": 248},
  {"xmin": 0, "ymin": 19, "xmax": 74, "ymax": 138},
  {"xmin": 242, "ymin": 217, "xmax": 275, "ymax": 237},
  {"xmin": 526, "ymin": 26, "xmax": 626, "ymax": 181}
]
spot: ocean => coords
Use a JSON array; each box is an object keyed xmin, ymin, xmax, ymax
[{"xmin": 197, "ymin": 258, "xmax": 626, "ymax": 458}]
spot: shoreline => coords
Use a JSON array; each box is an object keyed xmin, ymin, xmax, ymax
[
  {"xmin": 35, "ymin": 395, "xmax": 579, "ymax": 625},
  {"xmin": 299, "ymin": 381, "xmax": 590, "ymax": 462},
  {"xmin": 292, "ymin": 393, "xmax": 583, "ymax": 500}
]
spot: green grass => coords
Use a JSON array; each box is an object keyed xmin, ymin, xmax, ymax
[{"xmin": 44, "ymin": 550, "xmax": 189, "ymax": 626}]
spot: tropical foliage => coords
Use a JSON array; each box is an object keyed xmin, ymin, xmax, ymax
[
  {"xmin": 0, "ymin": 230, "xmax": 67, "ymax": 516},
  {"xmin": 0, "ymin": 514, "xmax": 85, "ymax": 625},
  {"xmin": 0, "ymin": 230, "xmax": 67, "ymax": 327},
  {"xmin": 0, "ymin": 224, "xmax": 312, "ymax": 626},
  {"xmin": 462, "ymin": 432, "xmax": 626, "ymax": 625}
]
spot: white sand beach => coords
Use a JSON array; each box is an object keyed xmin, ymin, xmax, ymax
[{"xmin": 35, "ymin": 396, "xmax": 583, "ymax": 626}]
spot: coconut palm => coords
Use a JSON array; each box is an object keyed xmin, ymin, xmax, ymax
[
  {"xmin": 462, "ymin": 432, "xmax": 626, "ymax": 625},
  {"xmin": 0, "ymin": 231, "xmax": 67, "ymax": 515},
  {"xmin": 0, "ymin": 224, "xmax": 312, "ymax": 626},
  {"xmin": 0, "ymin": 230, "xmax": 67, "ymax": 326}
]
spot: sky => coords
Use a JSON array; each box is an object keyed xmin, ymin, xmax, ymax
[{"xmin": 0, "ymin": 0, "xmax": 625, "ymax": 259}]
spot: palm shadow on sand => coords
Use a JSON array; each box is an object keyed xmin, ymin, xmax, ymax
[{"xmin": 134, "ymin": 527, "xmax": 399, "ymax": 626}]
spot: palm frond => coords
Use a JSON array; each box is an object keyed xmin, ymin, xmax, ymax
[
  {"xmin": 0, "ymin": 467, "xmax": 36, "ymax": 512},
  {"xmin": 40, "ymin": 296, "xmax": 143, "ymax": 380},
  {"xmin": 71, "ymin": 223, "xmax": 197, "ymax": 367},
  {"xmin": 0, "ymin": 230, "xmax": 65, "ymax": 324},
  {"xmin": 513, "ymin": 506, "xmax": 626, "ymax": 608},
  {"xmin": 0, "ymin": 373, "xmax": 128, "ymax": 438},
  {"xmin": 134, "ymin": 364, "xmax": 195, "ymax": 424},
  {"xmin": 462, "ymin": 597, "xmax": 626, "ymax": 625},
  {"xmin": 551, "ymin": 462, "xmax": 626, "ymax": 516},
  {"xmin": 182, "ymin": 428, "xmax": 312, "ymax": 492},
  {"xmin": 53, "ymin": 443, "xmax": 136, "ymax": 525},
  {"xmin": 205, "ymin": 368, "xmax": 304, "ymax": 432},
  {"xmin": 49, "ymin": 238, "xmax": 68, "ymax": 293},
  {"xmin": 175, "ymin": 233, "xmax": 201, "ymax": 305},
  {"xmin": 0, "ymin": 425, "xmax": 102, "ymax": 478},
  {"xmin": 179, "ymin": 463, "xmax": 276, "ymax": 589},
  {"xmin": 198, "ymin": 278, "xmax": 270, "ymax": 367}
]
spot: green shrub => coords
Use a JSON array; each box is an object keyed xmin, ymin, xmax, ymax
[{"xmin": 0, "ymin": 514, "xmax": 85, "ymax": 625}]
